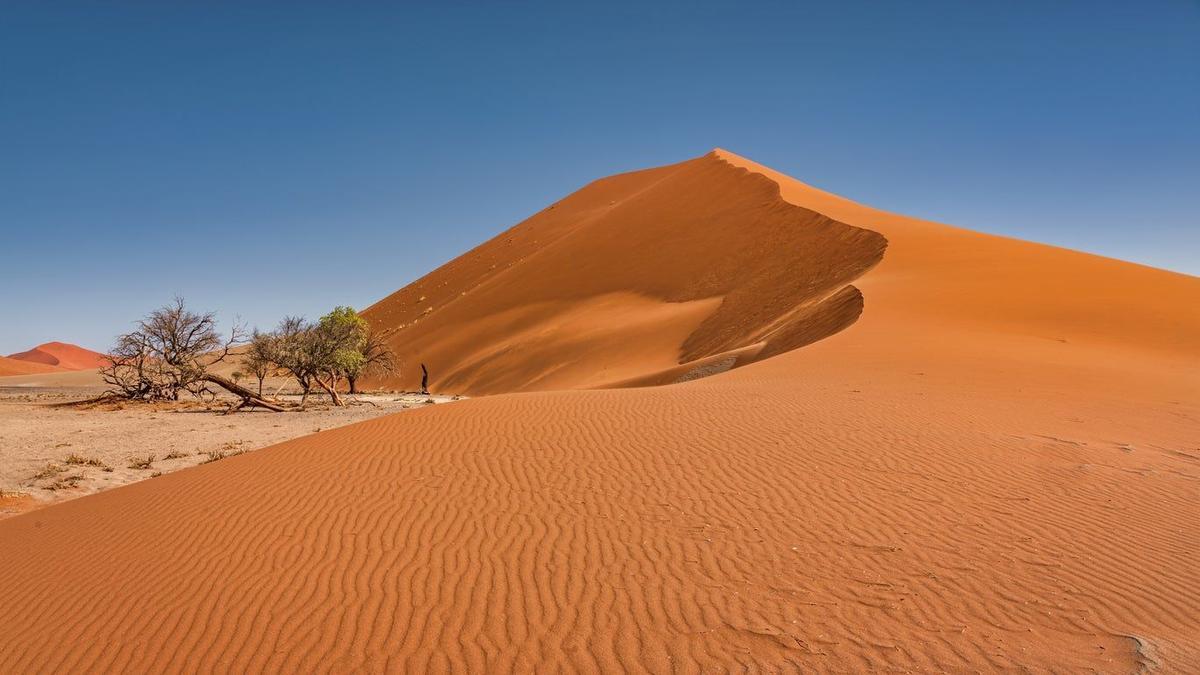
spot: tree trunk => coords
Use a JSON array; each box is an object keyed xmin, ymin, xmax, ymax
[
  {"xmin": 348, "ymin": 375, "xmax": 358, "ymax": 394},
  {"xmin": 420, "ymin": 363, "xmax": 429, "ymax": 395},
  {"xmin": 315, "ymin": 375, "xmax": 344, "ymax": 407},
  {"xmin": 300, "ymin": 383, "xmax": 310, "ymax": 410},
  {"xmin": 257, "ymin": 375, "xmax": 264, "ymax": 397},
  {"xmin": 201, "ymin": 374, "xmax": 285, "ymax": 412}
]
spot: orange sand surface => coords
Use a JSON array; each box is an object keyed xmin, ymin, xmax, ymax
[
  {"xmin": 0, "ymin": 151, "xmax": 1197, "ymax": 672},
  {"xmin": 362, "ymin": 153, "xmax": 885, "ymax": 394},
  {"xmin": 5, "ymin": 341, "xmax": 107, "ymax": 371},
  {"xmin": 0, "ymin": 355, "xmax": 58, "ymax": 377}
]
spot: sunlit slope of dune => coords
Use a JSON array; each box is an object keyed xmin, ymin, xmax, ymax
[
  {"xmin": 363, "ymin": 154, "xmax": 886, "ymax": 394},
  {"xmin": 1, "ymin": 150, "xmax": 1197, "ymax": 672}
]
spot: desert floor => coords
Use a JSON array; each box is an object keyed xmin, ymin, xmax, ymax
[{"xmin": 0, "ymin": 376, "xmax": 457, "ymax": 517}]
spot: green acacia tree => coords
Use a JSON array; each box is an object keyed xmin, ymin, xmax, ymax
[
  {"xmin": 313, "ymin": 306, "xmax": 368, "ymax": 405},
  {"xmin": 265, "ymin": 307, "xmax": 394, "ymax": 408}
]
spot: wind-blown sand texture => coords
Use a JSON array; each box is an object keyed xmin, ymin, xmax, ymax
[
  {"xmin": 6, "ymin": 341, "xmax": 107, "ymax": 371},
  {"xmin": 0, "ymin": 151, "xmax": 1197, "ymax": 672}
]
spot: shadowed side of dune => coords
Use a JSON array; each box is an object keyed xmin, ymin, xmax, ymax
[
  {"xmin": 0, "ymin": 355, "xmax": 59, "ymax": 376},
  {"xmin": 715, "ymin": 148, "xmax": 1200, "ymax": 362},
  {"xmin": 5, "ymin": 348, "xmax": 59, "ymax": 366},
  {"xmin": 363, "ymin": 153, "xmax": 887, "ymax": 395}
]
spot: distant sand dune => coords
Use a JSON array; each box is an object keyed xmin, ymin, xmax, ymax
[
  {"xmin": 1, "ymin": 151, "xmax": 1197, "ymax": 671},
  {"xmin": 0, "ymin": 355, "xmax": 59, "ymax": 377},
  {"xmin": 5, "ymin": 341, "xmax": 107, "ymax": 372}
]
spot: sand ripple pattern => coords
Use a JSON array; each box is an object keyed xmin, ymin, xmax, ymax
[{"xmin": 1, "ymin": 367, "xmax": 1197, "ymax": 672}]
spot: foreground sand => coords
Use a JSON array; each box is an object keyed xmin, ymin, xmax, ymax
[{"xmin": 0, "ymin": 151, "xmax": 1196, "ymax": 671}]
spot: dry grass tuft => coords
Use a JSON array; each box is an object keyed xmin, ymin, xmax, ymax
[
  {"xmin": 128, "ymin": 454, "xmax": 156, "ymax": 470},
  {"xmin": 162, "ymin": 450, "xmax": 191, "ymax": 460},
  {"xmin": 63, "ymin": 453, "xmax": 111, "ymax": 471},
  {"xmin": 43, "ymin": 474, "xmax": 84, "ymax": 491},
  {"xmin": 201, "ymin": 449, "xmax": 245, "ymax": 464},
  {"xmin": 31, "ymin": 463, "xmax": 66, "ymax": 481}
]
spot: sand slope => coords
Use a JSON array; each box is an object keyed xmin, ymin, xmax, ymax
[
  {"xmin": 0, "ymin": 368, "xmax": 106, "ymax": 388},
  {"xmin": 1, "ymin": 151, "xmax": 1197, "ymax": 672},
  {"xmin": 6, "ymin": 341, "xmax": 107, "ymax": 371},
  {"xmin": 363, "ymin": 154, "xmax": 886, "ymax": 394},
  {"xmin": 0, "ymin": 355, "xmax": 59, "ymax": 377},
  {"xmin": 715, "ymin": 149, "xmax": 1199, "ymax": 360}
]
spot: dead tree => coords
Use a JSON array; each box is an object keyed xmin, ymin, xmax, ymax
[
  {"xmin": 204, "ymin": 373, "xmax": 285, "ymax": 413},
  {"xmin": 101, "ymin": 297, "xmax": 281, "ymax": 412},
  {"xmin": 243, "ymin": 330, "xmax": 277, "ymax": 397},
  {"xmin": 271, "ymin": 316, "xmax": 319, "ymax": 409},
  {"xmin": 420, "ymin": 363, "xmax": 429, "ymax": 395}
]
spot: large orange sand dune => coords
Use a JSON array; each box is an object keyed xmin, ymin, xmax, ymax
[
  {"xmin": 362, "ymin": 154, "xmax": 886, "ymax": 394},
  {"xmin": 1, "ymin": 151, "xmax": 1197, "ymax": 672}
]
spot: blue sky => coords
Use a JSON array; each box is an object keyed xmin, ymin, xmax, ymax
[{"xmin": 1, "ymin": 1, "xmax": 1197, "ymax": 354}]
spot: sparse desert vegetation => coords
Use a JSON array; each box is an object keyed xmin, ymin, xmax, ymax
[
  {"xmin": 43, "ymin": 473, "xmax": 84, "ymax": 492},
  {"xmin": 63, "ymin": 453, "xmax": 111, "ymax": 471},
  {"xmin": 201, "ymin": 448, "xmax": 244, "ymax": 464},
  {"xmin": 127, "ymin": 454, "xmax": 155, "ymax": 470},
  {"xmin": 99, "ymin": 298, "xmax": 396, "ymax": 413},
  {"xmin": 0, "ymin": 297, "xmax": 426, "ymax": 511},
  {"xmin": 0, "ymin": 384, "xmax": 455, "ymax": 514},
  {"xmin": 30, "ymin": 463, "xmax": 65, "ymax": 482}
]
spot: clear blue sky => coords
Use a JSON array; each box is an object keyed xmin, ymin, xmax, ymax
[{"xmin": 2, "ymin": 1, "xmax": 1197, "ymax": 354}]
